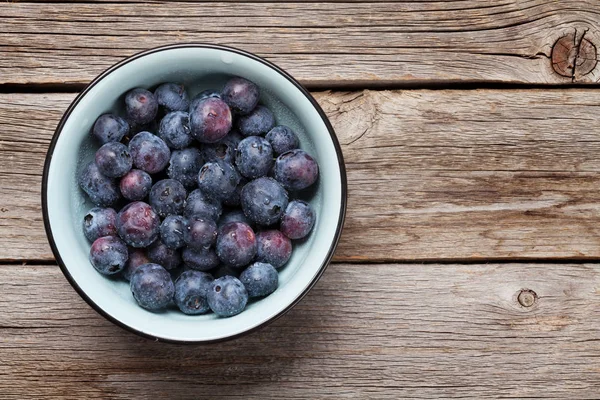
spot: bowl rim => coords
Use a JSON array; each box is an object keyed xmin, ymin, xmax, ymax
[{"xmin": 42, "ymin": 43, "xmax": 347, "ymax": 344}]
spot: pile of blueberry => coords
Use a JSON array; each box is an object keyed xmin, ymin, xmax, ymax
[{"xmin": 80, "ymin": 77, "xmax": 318, "ymax": 317}]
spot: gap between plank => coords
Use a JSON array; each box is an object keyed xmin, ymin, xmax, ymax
[
  {"xmin": 10, "ymin": 0, "xmax": 501, "ymax": 4},
  {"xmin": 3, "ymin": 259, "xmax": 600, "ymax": 267},
  {"xmin": 2, "ymin": 81, "xmax": 600, "ymax": 94}
]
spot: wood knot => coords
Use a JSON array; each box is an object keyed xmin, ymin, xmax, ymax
[
  {"xmin": 517, "ymin": 289, "xmax": 537, "ymax": 308},
  {"xmin": 551, "ymin": 31, "xmax": 597, "ymax": 80}
]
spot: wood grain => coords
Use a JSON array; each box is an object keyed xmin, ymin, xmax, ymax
[
  {"xmin": 1, "ymin": 1, "xmax": 600, "ymax": 86},
  {"xmin": 1, "ymin": 262, "xmax": 599, "ymax": 398},
  {"xmin": 4, "ymin": 90, "xmax": 600, "ymax": 262}
]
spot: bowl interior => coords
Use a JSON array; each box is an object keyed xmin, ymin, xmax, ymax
[{"xmin": 45, "ymin": 46, "xmax": 344, "ymax": 342}]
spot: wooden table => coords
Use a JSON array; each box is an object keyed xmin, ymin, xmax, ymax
[{"xmin": 2, "ymin": 1, "xmax": 600, "ymax": 398}]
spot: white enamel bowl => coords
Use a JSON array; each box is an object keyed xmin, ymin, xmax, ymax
[{"xmin": 42, "ymin": 44, "xmax": 347, "ymax": 343}]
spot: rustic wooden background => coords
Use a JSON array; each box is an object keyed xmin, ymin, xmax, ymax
[{"xmin": 2, "ymin": 1, "xmax": 600, "ymax": 398}]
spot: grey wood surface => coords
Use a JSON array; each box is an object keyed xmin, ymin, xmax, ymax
[
  {"xmin": 2, "ymin": 1, "xmax": 600, "ymax": 398},
  {"xmin": 1, "ymin": 263, "xmax": 599, "ymax": 399},
  {"xmin": 3, "ymin": 90, "xmax": 600, "ymax": 262},
  {"xmin": 1, "ymin": 1, "xmax": 600, "ymax": 86}
]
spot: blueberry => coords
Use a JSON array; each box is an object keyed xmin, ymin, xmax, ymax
[
  {"xmin": 221, "ymin": 77, "xmax": 260, "ymax": 115},
  {"xmin": 266, "ymin": 125, "xmax": 300, "ymax": 155},
  {"xmin": 94, "ymin": 142, "xmax": 132, "ymax": 178},
  {"xmin": 128, "ymin": 132, "xmax": 171, "ymax": 174},
  {"xmin": 222, "ymin": 129, "xmax": 244, "ymax": 151},
  {"xmin": 78, "ymin": 161, "xmax": 121, "ymax": 207},
  {"xmin": 125, "ymin": 88, "xmax": 158, "ymax": 125},
  {"xmin": 200, "ymin": 129, "xmax": 243, "ymax": 173},
  {"xmin": 237, "ymin": 106, "xmax": 275, "ymax": 137},
  {"xmin": 116, "ymin": 201, "xmax": 160, "ymax": 248},
  {"xmin": 149, "ymin": 179, "xmax": 187, "ymax": 218},
  {"xmin": 129, "ymin": 120, "xmax": 159, "ymax": 138},
  {"xmin": 150, "ymin": 168, "xmax": 170, "ymax": 183},
  {"xmin": 281, "ymin": 200, "xmax": 316, "ymax": 240},
  {"xmin": 256, "ymin": 230, "xmax": 292, "ymax": 269},
  {"xmin": 235, "ymin": 136, "xmax": 274, "ymax": 179},
  {"xmin": 167, "ymin": 147, "xmax": 203, "ymax": 189},
  {"xmin": 89, "ymin": 236, "xmax": 128, "ymax": 275},
  {"xmin": 147, "ymin": 240, "xmax": 182, "ymax": 270},
  {"xmin": 182, "ymin": 247, "xmax": 220, "ymax": 271},
  {"xmin": 222, "ymin": 177, "xmax": 247, "ymax": 208},
  {"xmin": 120, "ymin": 169, "xmax": 152, "ymax": 201},
  {"xmin": 189, "ymin": 89, "xmax": 221, "ymax": 111},
  {"xmin": 197, "ymin": 160, "xmax": 241, "ymax": 201},
  {"xmin": 174, "ymin": 270, "xmax": 213, "ymax": 315},
  {"xmin": 218, "ymin": 209, "xmax": 254, "ymax": 230},
  {"xmin": 92, "ymin": 114, "xmax": 129, "ymax": 144},
  {"xmin": 207, "ymin": 276, "xmax": 248, "ymax": 317},
  {"xmin": 211, "ymin": 264, "xmax": 240, "ymax": 279},
  {"xmin": 157, "ymin": 111, "xmax": 192, "ymax": 150},
  {"xmin": 184, "ymin": 217, "xmax": 217, "ymax": 250},
  {"xmin": 184, "ymin": 189, "xmax": 222, "ymax": 221},
  {"xmin": 199, "ymin": 88, "xmax": 222, "ymax": 98},
  {"xmin": 239, "ymin": 262, "xmax": 278, "ymax": 298},
  {"xmin": 273, "ymin": 149, "xmax": 319, "ymax": 191},
  {"xmin": 160, "ymin": 215, "xmax": 186, "ymax": 249},
  {"xmin": 201, "ymin": 141, "xmax": 236, "ymax": 165},
  {"xmin": 240, "ymin": 177, "xmax": 288, "ymax": 226},
  {"xmin": 130, "ymin": 263, "xmax": 174, "ymax": 311},
  {"xmin": 83, "ymin": 207, "xmax": 117, "ymax": 242},
  {"xmin": 216, "ymin": 222, "xmax": 257, "ymax": 267},
  {"xmin": 122, "ymin": 248, "xmax": 150, "ymax": 281},
  {"xmin": 189, "ymin": 97, "xmax": 232, "ymax": 143},
  {"xmin": 169, "ymin": 265, "xmax": 186, "ymax": 281},
  {"xmin": 154, "ymin": 83, "xmax": 190, "ymax": 112}
]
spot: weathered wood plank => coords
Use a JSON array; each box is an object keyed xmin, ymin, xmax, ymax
[
  {"xmin": 1, "ymin": 263, "xmax": 599, "ymax": 398},
  {"xmin": 21, "ymin": 0, "xmax": 488, "ymax": 2},
  {"xmin": 4, "ymin": 90, "xmax": 600, "ymax": 262},
  {"xmin": 1, "ymin": 1, "xmax": 599, "ymax": 86}
]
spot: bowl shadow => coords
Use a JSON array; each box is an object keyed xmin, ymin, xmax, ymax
[{"xmin": 99, "ymin": 276, "xmax": 341, "ymax": 395}]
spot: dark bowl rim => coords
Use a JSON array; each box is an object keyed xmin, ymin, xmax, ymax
[{"xmin": 41, "ymin": 43, "xmax": 348, "ymax": 344}]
